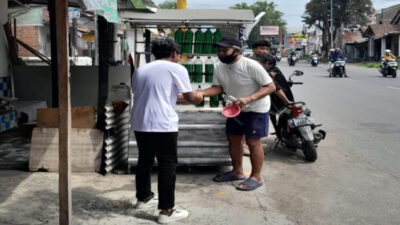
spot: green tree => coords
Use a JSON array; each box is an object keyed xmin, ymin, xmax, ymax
[
  {"xmin": 303, "ymin": 0, "xmax": 372, "ymax": 58},
  {"xmin": 231, "ymin": 1, "xmax": 287, "ymax": 48},
  {"xmin": 158, "ymin": 0, "xmax": 176, "ymax": 9}
]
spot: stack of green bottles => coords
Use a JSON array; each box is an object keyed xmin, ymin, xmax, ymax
[
  {"xmin": 212, "ymin": 29, "xmax": 221, "ymax": 53},
  {"xmin": 183, "ymin": 59, "xmax": 194, "ymax": 82},
  {"xmin": 183, "ymin": 28, "xmax": 193, "ymax": 54},
  {"xmin": 194, "ymin": 29, "xmax": 203, "ymax": 54},
  {"xmin": 202, "ymin": 28, "xmax": 213, "ymax": 54},
  {"xmin": 193, "ymin": 57, "xmax": 203, "ymax": 83},
  {"xmin": 205, "ymin": 56, "xmax": 214, "ymax": 83},
  {"xmin": 209, "ymin": 96, "xmax": 219, "ymax": 107},
  {"xmin": 174, "ymin": 28, "xmax": 184, "ymax": 53}
]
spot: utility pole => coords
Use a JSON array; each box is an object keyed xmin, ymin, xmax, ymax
[
  {"xmin": 177, "ymin": 0, "xmax": 186, "ymax": 9},
  {"xmin": 330, "ymin": 0, "xmax": 334, "ymax": 49}
]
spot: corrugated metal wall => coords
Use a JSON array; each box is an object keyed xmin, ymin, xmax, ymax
[{"xmin": 103, "ymin": 83, "xmax": 131, "ymax": 173}]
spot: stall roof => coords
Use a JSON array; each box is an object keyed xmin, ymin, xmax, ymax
[{"xmin": 120, "ymin": 9, "xmax": 255, "ymax": 25}]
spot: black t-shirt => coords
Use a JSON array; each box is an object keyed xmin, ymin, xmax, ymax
[{"xmin": 268, "ymin": 67, "xmax": 294, "ymax": 114}]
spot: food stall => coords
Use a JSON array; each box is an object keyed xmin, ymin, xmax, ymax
[{"xmin": 119, "ymin": 9, "xmax": 255, "ymax": 167}]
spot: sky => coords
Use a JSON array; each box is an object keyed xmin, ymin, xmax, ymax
[{"xmin": 152, "ymin": 0, "xmax": 400, "ymax": 32}]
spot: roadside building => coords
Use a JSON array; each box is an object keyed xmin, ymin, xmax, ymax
[{"xmin": 362, "ymin": 4, "xmax": 400, "ymax": 61}]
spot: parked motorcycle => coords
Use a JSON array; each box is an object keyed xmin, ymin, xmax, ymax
[
  {"xmin": 288, "ymin": 55, "xmax": 297, "ymax": 66},
  {"xmin": 272, "ymin": 70, "xmax": 326, "ymax": 162},
  {"xmin": 380, "ymin": 59, "xmax": 397, "ymax": 78},
  {"xmin": 311, "ymin": 56, "xmax": 319, "ymax": 67},
  {"xmin": 330, "ymin": 60, "xmax": 346, "ymax": 77},
  {"xmin": 275, "ymin": 55, "xmax": 282, "ymax": 62}
]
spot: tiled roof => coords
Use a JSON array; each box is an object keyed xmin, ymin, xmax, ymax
[
  {"xmin": 375, "ymin": 4, "xmax": 400, "ymax": 23},
  {"xmin": 364, "ymin": 23, "xmax": 400, "ymax": 38},
  {"xmin": 344, "ymin": 32, "xmax": 368, "ymax": 43}
]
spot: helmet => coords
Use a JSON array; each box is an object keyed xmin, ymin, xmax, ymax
[
  {"xmin": 335, "ymin": 48, "xmax": 341, "ymax": 52},
  {"xmin": 330, "ymin": 49, "xmax": 335, "ymax": 52},
  {"xmin": 385, "ymin": 49, "xmax": 391, "ymax": 53}
]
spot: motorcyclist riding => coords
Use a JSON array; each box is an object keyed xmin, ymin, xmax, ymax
[
  {"xmin": 310, "ymin": 51, "xmax": 319, "ymax": 67},
  {"xmin": 381, "ymin": 49, "xmax": 396, "ymax": 66},
  {"xmin": 329, "ymin": 48, "xmax": 348, "ymax": 77}
]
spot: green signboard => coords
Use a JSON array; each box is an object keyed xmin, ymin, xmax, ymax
[
  {"xmin": 82, "ymin": 0, "xmax": 118, "ymax": 23},
  {"xmin": 96, "ymin": 0, "xmax": 118, "ymax": 23},
  {"xmin": 129, "ymin": 0, "xmax": 146, "ymax": 9},
  {"xmin": 129, "ymin": 0, "xmax": 158, "ymax": 11}
]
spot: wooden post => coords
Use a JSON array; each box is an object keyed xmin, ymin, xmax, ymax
[
  {"xmin": 55, "ymin": 0, "xmax": 72, "ymax": 224},
  {"xmin": 96, "ymin": 16, "xmax": 109, "ymax": 131}
]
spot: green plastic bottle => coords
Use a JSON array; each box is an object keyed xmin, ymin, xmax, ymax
[
  {"xmin": 203, "ymin": 28, "xmax": 213, "ymax": 54},
  {"xmin": 205, "ymin": 56, "xmax": 214, "ymax": 83},
  {"xmin": 194, "ymin": 29, "xmax": 203, "ymax": 54},
  {"xmin": 209, "ymin": 95, "xmax": 219, "ymax": 107},
  {"xmin": 196, "ymin": 85, "xmax": 204, "ymax": 107},
  {"xmin": 175, "ymin": 28, "xmax": 184, "ymax": 53},
  {"xmin": 212, "ymin": 29, "xmax": 221, "ymax": 53},
  {"xmin": 183, "ymin": 28, "xmax": 193, "ymax": 54},
  {"xmin": 193, "ymin": 56, "xmax": 203, "ymax": 83},
  {"xmin": 184, "ymin": 57, "xmax": 194, "ymax": 82}
]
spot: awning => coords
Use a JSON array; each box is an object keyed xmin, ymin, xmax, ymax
[{"xmin": 120, "ymin": 9, "xmax": 255, "ymax": 25}]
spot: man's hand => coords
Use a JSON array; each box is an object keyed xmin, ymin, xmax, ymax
[
  {"xmin": 180, "ymin": 91, "xmax": 203, "ymax": 105},
  {"xmin": 192, "ymin": 91, "xmax": 204, "ymax": 105},
  {"xmin": 233, "ymin": 96, "xmax": 252, "ymax": 108}
]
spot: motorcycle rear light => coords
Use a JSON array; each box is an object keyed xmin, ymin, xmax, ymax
[{"xmin": 291, "ymin": 105, "xmax": 303, "ymax": 116}]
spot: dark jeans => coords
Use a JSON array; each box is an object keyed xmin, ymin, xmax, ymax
[{"xmin": 134, "ymin": 131, "xmax": 178, "ymax": 210}]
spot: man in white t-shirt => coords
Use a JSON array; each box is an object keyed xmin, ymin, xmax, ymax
[
  {"xmin": 131, "ymin": 38, "xmax": 202, "ymax": 223},
  {"xmin": 198, "ymin": 37, "xmax": 276, "ymax": 191}
]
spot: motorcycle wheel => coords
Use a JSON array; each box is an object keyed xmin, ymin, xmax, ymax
[
  {"xmin": 303, "ymin": 141, "xmax": 317, "ymax": 162},
  {"xmin": 392, "ymin": 69, "xmax": 397, "ymax": 78}
]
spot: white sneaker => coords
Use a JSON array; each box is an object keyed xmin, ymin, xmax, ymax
[
  {"xmin": 135, "ymin": 194, "xmax": 158, "ymax": 209},
  {"xmin": 157, "ymin": 209, "xmax": 189, "ymax": 224}
]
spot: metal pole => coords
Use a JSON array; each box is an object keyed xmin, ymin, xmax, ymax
[
  {"xmin": 330, "ymin": 0, "xmax": 334, "ymax": 48},
  {"xmin": 94, "ymin": 15, "xmax": 99, "ymax": 66}
]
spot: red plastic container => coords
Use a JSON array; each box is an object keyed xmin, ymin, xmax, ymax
[{"xmin": 221, "ymin": 104, "xmax": 241, "ymax": 118}]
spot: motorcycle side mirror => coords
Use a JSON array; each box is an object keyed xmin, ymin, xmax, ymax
[{"xmin": 294, "ymin": 70, "xmax": 304, "ymax": 76}]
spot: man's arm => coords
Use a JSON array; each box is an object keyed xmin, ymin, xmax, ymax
[
  {"xmin": 198, "ymin": 85, "xmax": 223, "ymax": 97},
  {"xmin": 177, "ymin": 92, "xmax": 203, "ymax": 105},
  {"xmin": 275, "ymin": 89, "xmax": 292, "ymax": 105},
  {"xmin": 233, "ymin": 82, "xmax": 276, "ymax": 108}
]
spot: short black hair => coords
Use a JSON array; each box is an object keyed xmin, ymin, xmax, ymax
[
  {"xmin": 258, "ymin": 54, "xmax": 276, "ymax": 67},
  {"xmin": 252, "ymin": 40, "xmax": 271, "ymax": 49},
  {"xmin": 151, "ymin": 38, "xmax": 180, "ymax": 59}
]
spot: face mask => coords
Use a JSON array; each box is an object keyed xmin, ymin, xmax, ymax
[{"xmin": 219, "ymin": 51, "xmax": 238, "ymax": 64}]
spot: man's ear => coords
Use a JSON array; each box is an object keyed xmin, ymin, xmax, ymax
[{"xmin": 169, "ymin": 51, "xmax": 176, "ymax": 60}]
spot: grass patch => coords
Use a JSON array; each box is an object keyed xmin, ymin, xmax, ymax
[{"xmin": 358, "ymin": 62, "xmax": 381, "ymax": 68}]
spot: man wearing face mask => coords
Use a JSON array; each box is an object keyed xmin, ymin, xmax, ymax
[{"xmin": 198, "ymin": 36, "xmax": 276, "ymax": 191}]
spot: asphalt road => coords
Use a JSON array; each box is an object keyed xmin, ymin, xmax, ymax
[{"xmin": 265, "ymin": 58, "xmax": 400, "ymax": 225}]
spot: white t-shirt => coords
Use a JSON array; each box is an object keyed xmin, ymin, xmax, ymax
[
  {"xmin": 131, "ymin": 60, "xmax": 192, "ymax": 132},
  {"xmin": 213, "ymin": 56, "xmax": 273, "ymax": 113}
]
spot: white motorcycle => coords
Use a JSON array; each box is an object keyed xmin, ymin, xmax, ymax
[
  {"xmin": 311, "ymin": 56, "xmax": 319, "ymax": 67},
  {"xmin": 330, "ymin": 60, "xmax": 346, "ymax": 77},
  {"xmin": 380, "ymin": 59, "xmax": 397, "ymax": 78}
]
